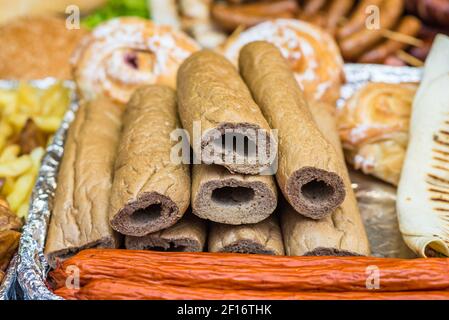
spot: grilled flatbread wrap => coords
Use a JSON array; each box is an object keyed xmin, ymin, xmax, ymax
[{"xmin": 397, "ymin": 35, "xmax": 449, "ymax": 257}]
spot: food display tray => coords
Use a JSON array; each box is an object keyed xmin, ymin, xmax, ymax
[
  {"xmin": 0, "ymin": 79, "xmax": 77, "ymax": 300},
  {"xmin": 2, "ymin": 64, "xmax": 423, "ymax": 300}
]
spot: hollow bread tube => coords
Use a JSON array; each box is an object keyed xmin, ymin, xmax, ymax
[
  {"xmin": 109, "ymin": 86, "xmax": 190, "ymax": 237},
  {"xmin": 191, "ymin": 164, "xmax": 277, "ymax": 225},
  {"xmin": 239, "ymin": 41, "xmax": 346, "ymax": 219},
  {"xmin": 281, "ymin": 102, "xmax": 370, "ymax": 256},
  {"xmin": 125, "ymin": 213, "xmax": 206, "ymax": 252},
  {"xmin": 208, "ymin": 215, "xmax": 284, "ymax": 255},
  {"xmin": 177, "ymin": 50, "xmax": 277, "ymax": 175},
  {"xmin": 45, "ymin": 97, "xmax": 122, "ymax": 268}
]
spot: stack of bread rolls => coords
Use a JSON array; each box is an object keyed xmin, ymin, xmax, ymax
[
  {"xmin": 45, "ymin": 17, "xmax": 370, "ymax": 266},
  {"xmin": 177, "ymin": 49, "xmax": 283, "ymax": 254},
  {"xmin": 239, "ymin": 42, "xmax": 369, "ymax": 256},
  {"xmin": 45, "ymin": 18, "xmax": 204, "ymax": 264}
]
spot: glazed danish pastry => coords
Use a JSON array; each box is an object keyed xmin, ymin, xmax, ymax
[
  {"xmin": 221, "ymin": 19, "xmax": 344, "ymax": 105},
  {"xmin": 337, "ymin": 82, "xmax": 418, "ymax": 185},
  {"xmin": 72, "ymin": 17, "xmax": 200, "ymax": 104}
]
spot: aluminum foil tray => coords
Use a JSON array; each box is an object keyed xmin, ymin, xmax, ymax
[
  {"xmin": 0, "ymin": 79, "xmax": 77, "ymax": 300},
  {"xmin": 4, "ymin": 64, "xmax": 422, "ymax": 300}
]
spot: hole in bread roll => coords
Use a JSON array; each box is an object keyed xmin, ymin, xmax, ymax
[
  {"xmin": 111, "ymin": 193, "xmax": 180, "ymax": 236},
  {"xmin": 202, "ymin": 123, "xmax": 276, "ymax": 175},
  {"xmin": 193, "ymin": 176, "xmax": 277, "ymax": 225},
  {"xmin": 301, "ymin": 180, "xmax": 335, "ymax": 203},
  {"xmin": 286, "ymin": 167, "xmax": 346, "ymax": 220},
  {"xmin": 129, "ymin": 204, "xmax": 163, "ymax": 225},
  {"xmin": 211, "ymin": 186, "xmax": 255, "ymax": 205},
  {"xmin": 212, "ymin": 133, "xmax": 258, "ymax": 159}
]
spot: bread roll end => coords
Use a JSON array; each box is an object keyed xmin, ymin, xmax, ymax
[
  {"xmin": 125, "ymin": 236, "xmax": 202, "ymax": 252},
  {"xmin": 46, "ymin": 236, "xmax": 117, "ymax": 269},
  {"xmin": 193, "ymin": 178, "xmax": 277, "ymax": 225},
  {"xmin": 110, "ymin": 192, "xmax": 181, "ymax": 236},
  {"xmin": 286, "ymin": 167, "xmax": 346, "ymax": 219}
]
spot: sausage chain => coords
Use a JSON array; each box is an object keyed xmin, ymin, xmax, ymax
[{"xmin": 209, "ymin": 0, "xmax": 425, "ymax": 65}]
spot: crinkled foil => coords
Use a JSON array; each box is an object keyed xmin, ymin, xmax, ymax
[
  {"xmin": 9, "ymin": 64, "xmax": 422, "ymax": 300},
  {"xmin": 0, "ymin": 256, "xmax": 19, "ymax": 300},
  {"xmin": 0, "ymin": 79, "xmax": 78, "ymax": 300},
  {"xmin": 350, "ymin": 171, "xmax": 416, "ymax": 259}
]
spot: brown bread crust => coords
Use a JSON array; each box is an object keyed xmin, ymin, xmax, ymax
[
  {"xmin": 125, "ymin": 213, "xmax": 206, "ymax": 252},
  {"xmin": 177, "ymin": 50, "xmax": 277, "ymax": 175},
  {"xmin": 281, "ymin": 102, "xmax": 370, "ymax": 256},
  {"xmin": 191, "ymin": 164, "xmax": 277, "ymax": 224},
  {"xmin": 208, "ymin": 215, "xmax": 284, "ymax": 255},
  {"xmin": 109, "ymin": 86, "xmax": 190, "ymax": 236},
  {"xmin": 239, "ymin": 41, "xmax": 346, "ymax": 219},
  {"xmin": 45, "ymin": 97, "xmax": 123, "ymax": 267}
]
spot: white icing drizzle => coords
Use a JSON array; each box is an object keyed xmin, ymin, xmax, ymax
[
  {"xmin": 223, "ymin": 19, "xmax": 343, "ymax": 101},
  {"xmin": 75, "ymin": 17, "xmax": 200, "ymax": 103},
  {"xmin": 354, "ymin": 154, "xmax": 375, "ymax": 173}
]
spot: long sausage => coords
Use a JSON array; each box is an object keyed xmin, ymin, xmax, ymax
[
  {"xmin": 211, "ymin": 0, "xmax": 299, "ymax": 32},
  {"xmin": 339, "ymin": 0, "xmax": 405, "ymax": 61},
  {"xmin": 358, "ymin": 16, "xmax": 421, "ymax": 64},
  {"xmin": 337, "ymin": 0, "xmax": 384, "ymax": 40}
]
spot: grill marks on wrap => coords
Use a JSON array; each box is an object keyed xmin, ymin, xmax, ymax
[{"xmin": 428, "ymin": 116, "xmax": 449, "ymax": 222}]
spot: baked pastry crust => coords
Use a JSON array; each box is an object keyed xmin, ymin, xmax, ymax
[
  {"xmin": 73, "ymin": 17, "xmax": 200, "ymax": 104},
  {"xmin": 0, "ymin": 16, "xmax": 88, "ymax": 80},
  {"xmin": 222, "ymin": 19, "xmax": 344, "ymax": 105},
  {"xmin": 338, "ymin": 82, "xmax": 418, "ymax": 185}
]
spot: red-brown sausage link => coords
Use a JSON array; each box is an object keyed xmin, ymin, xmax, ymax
[
  {"xmin": 339, "ymin": 0, "xmax": 405, "ymax": 61},
  {"xmin": 211, "ymin": 0, "xmax": 299, "ymax": 32},
  {"xmin": 358, "ymin": 15, "xmax": 421, "ymax": 64}
]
